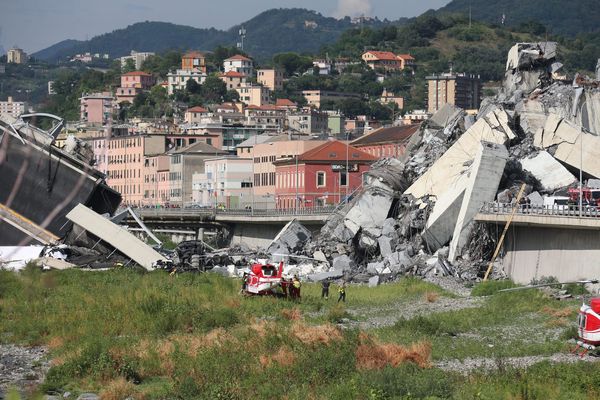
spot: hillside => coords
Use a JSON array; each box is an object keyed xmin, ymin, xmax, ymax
[
  {"xmin": 437, "ymin": 0, "xmax": 600, "ymax": 37},
  {"xmin": 32, "ymin": 9, "xmax": 391, "ymax": 62}
]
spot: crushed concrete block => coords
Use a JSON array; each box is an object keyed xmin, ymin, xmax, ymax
[
  {"xmin": 588, "ymin": 179, "xmax": 600, "ymax": 189},
  {"xmin": 38, "ymin": 257, "xmax": 75, "ymax": 270},
  {"xmin": 381, "ymin": 266, "xmax": 392, "ymax": 274},
  {"xmin": 428, "ymin": 104, "xmax": 464, "ymax": 129},
  {"xmin": 449, "ymin": 142, "xmax": 509, "ymax": 261},
  {"xmin": 386, "ymin": 251, "xmax": 412, "ymax": 273},
  {"xmin": 527, "ymin": 191, "xmax": 544, "ymax": 206},
  {"xmin": 307, "ymin": 270, "xmax": 344, "ymax": 282},
  {"xmin": 506, "ymin": 42, "xmax": 557, "ymax": 71},
  {"xmin": 520, "ymin": 151, "xmax": 576, "ymax": 191},
  {"xmin": 313, "ymin": 250, "xmax": 327, "ymax": 263},
  {"xmin": 267, "ymin": 219, "xmax": 312, "ymax": 260},
  {"xmin": 368, "ymin": 275, "xmax": 380, "ymax": 287},
  {"xmin": 344, "ymin": 187, "xmax": 393, "ymax": 237},
  {"xmin": 381, "ymin": 218, "xmax": 397, "ymax": 236},
  {"xmin": 367, "ymin": 261, "xmax": 385, "ymax": 275},
  {"xmin": 541, "ymin": 114, "xmax": 600, "ymax": 178},
  {"xmin": 422, "ymin": 183, "xmax": 466, "ymax": 252},
  {"xmin": 332, "ymin": 223, "xmax": 354, "ymax": 242},
  {"xmin": 332, "ymin": 255, "xmax": 355, "ymax": 271},
  {"xmin": 378, "ymin": 235, "xmax": 395, "ymax": 258}
]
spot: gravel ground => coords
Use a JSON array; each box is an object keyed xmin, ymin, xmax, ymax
[
  {"xmin": 0, "ymin": 344, "xmax": 50, "ymax": 396},
  {"xmin": 436, "ymin": 352, "xmax": 600, "ymax": 374}
]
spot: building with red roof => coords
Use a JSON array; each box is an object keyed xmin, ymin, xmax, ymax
[
  {"xmin": 224, "ymin": 54, "xmax": 254, "ymax": 76},
  {"xmin": 182, "ymin": 51, "xmax": 207, "ymax": 73},
  {"xmin": 273, "ymin": 140, "xmax": 377, "ymax": 208},
  {"xmin": 116, "ymin": 71, "xmax": 156, "ymax": 103},
  {"xmin": 218, "ymin": 70, "xmax": 247, "ymax": 90},
  {"xmin": 351, "ymin": 124, "xmax": 420, "ymax": 159},
  {"xmin": 362, "ymin": 51, "xmax": 415, "ymax": 71}
]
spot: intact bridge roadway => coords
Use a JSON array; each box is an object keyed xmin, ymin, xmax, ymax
[{"xmin": 475, "ymin": 202, "xmax": 600, "ymax": 285}]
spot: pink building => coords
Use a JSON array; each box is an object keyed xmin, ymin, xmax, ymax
[
  {"xmin": 116, "ymin": 71, "xmax": 155, "ymax": 103},
  {"xmin": 143, "ymin": 154, "xmax": 171, "ymax": 206},
  {"xmin": 80, "ymin": 92, "xmax": 115, "ymax": 124}
]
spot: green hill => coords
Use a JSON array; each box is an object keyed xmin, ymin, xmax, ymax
[
  {"xmin": 436, "ymin": 0, "xmax": 600, "ymax": 36},
  {"xmin": 32, "ymin": 9, "xmax": 392, "ymax": 62}
]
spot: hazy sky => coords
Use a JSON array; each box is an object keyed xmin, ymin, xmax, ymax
[{"xmin": 1, "ymin": 0, "xmax": 450, "ymax": 54}]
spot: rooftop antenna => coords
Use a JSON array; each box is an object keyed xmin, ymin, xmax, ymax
[
  {"xmin": 238, "ymin": 26, "xmax": 246, "ymax": 51},
  {"xmin": 469, "ymin": 1, "xmax": 472, "ymax": 29}
]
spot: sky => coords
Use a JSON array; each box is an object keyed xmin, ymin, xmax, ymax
[{"xmin": 0, "ymin": 0, "xmax": 450, "ymax": 54}]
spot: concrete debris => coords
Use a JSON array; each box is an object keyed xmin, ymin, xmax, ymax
[
  {"xmin": 65, "ymin": 204, "xmax": 168, "ymax": 271},
  {"xmin": 298, "ymin": 41, "xmax": 600, "ymax": 284},
  {"xmin": 267, "ymin": 219, "xmax": 312, "ymax": 261},
  {"xmin": 520, "ymin": 151, "xmax": 576, "ymax": 191},
  {"xmin": 449, "ymin": 142, "xmax": 508, "ymax": 261},
  {"xmin": 0, "ymin": 246, "xmax": 44, "ymax": 270},
  {"xmin": 368, "ymin": 275, "xmax": 380, "ymax": 287}
]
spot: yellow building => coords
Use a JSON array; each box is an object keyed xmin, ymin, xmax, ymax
[{"xmin": 7, "ymin": 47, "xmax": 27, "ymax": 64}]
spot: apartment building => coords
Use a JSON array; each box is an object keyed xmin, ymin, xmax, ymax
[
  {"xmin": 192, "ymin": 156, "xmax": 253, "ymax": 208},
  {"xmin": 219, "ymin": 71, "xmax": 247, "ymax": 90},
  {"xmin": 426, "ymin": 72, "xmax": 482, "ymax": 113},
  {"xmin": 116, "ymin": 71, "xmax": 155, "ymax": 103},
  {"xmin": 224, "ymin": 55, "xmax": 253, "ymax": 76},
  {"xmin": 0, "ymin": 96, "xmax": 28, "ymax": 117},
  {"xmin": 236, "ymin": 83, "xmax": 270, "ymax": 106},
  {"xmin": 7, "ymin": 48, "xmax": 27, "ymax": 64},
  {"xmin": 256, "ymin": 68, "xmax": 283, "ymax": 91},
  {"xmin": 120, "ymin": 51, "xmax": 155, "ymax": 70},
  {"xmin": 287, "ymin": 109, "xmax": 329, "ymax": 134},
  {"xmin": 80, "ymin": 92, "xmax": 115, "ymax": 124},
  {"xmin": 301, "ymin": 90, "xmax": 361, "ymax": 108}
]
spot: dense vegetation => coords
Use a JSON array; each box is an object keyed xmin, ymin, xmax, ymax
[
  {"xmin": 437, "ymin": 0, "xmax": 600, "ymax": 37},
  {"xmin": 32, "ymin": 9, "xmax": 390, "ymax": 63},
  {"xmin": 2, "ymin": 266, "xmax": 598, "ymax": 399}
]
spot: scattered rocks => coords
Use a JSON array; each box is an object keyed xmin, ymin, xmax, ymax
[{"xmin": 0, "ymin": 344, "xmax": 49, "ymax": 395}]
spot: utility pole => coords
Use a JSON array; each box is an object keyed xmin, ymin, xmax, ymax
[{"xmin": 345, "ymin": 132, "xmax": 349, "ymax": 204}]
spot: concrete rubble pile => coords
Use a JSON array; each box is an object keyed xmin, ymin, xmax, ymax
[{"xmin": 294, "ymin": 42, "xmax": 600, "ymax": 285}]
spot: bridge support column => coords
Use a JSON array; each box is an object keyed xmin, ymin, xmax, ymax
[{"xmin": 197, "ymin": 228, "xmax": 204, "ymax": 241}]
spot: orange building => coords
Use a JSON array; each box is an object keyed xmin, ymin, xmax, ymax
[{"xmin": 182, "ymin": 51, "xmax": 207, "ymax": 73}]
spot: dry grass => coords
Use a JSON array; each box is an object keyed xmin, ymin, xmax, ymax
[
  {"xmin": 291, "ymin": 323, "xmax": 343, "ymax": 346},
  {"xmin": 249, "ymin": 320, "xmax": 275, "ymax": 338},
  {"xmin": 99, "ymin": 377, "xmax": 141, "ymax": 400},
  {"xmin": 356, "ymin": 339, "xmax": 432, "ymax": 370},
  {"xmin": 47, "ymin": 336, "xmax": 64, "ymax": 350},
  {"xmin": 281, "ymin": 307, "xmax": 303, "ymax": 321},
  {"xmin": 225, "ymin": 297, "xmax": 241, "ymax": 309},
  {"xmin": 545, "ymin": 318, "xmax": 569, "ymax": 328},
  {"xmin": 543, "ymin": 306, "xmax": 574, "ymax": 319},
  {"xmin": 136, "ymin": 339, "xmax": 175, "ymax": 377},
  {"xmin": 259, "ymin": 346, "xmax": 296, "ymax": 368},
  {"xmin": 424, "ymin": 292, "xmax": 440, "ymax": 303}
]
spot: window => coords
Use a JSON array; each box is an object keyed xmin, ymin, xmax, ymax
[
  {"xmin": 340, "ymin": 171, "xmax": 347, "ymax": 186},
  {"xmin": 241, "ymin": 182, "xmax": 252, "ymax": 188},
  {"xmin": 316, "ymin": 171, "xmax": 325, "ymax": 187}
]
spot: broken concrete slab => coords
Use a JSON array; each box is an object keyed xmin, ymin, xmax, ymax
[
  {"xmin": 520, "ymin": 151, "xmax": 576, "ymax": 191},
  {"xmin": 449, "ymin": 142, "xmax": 509, "ymax": 261},
  {"xmin": 65, "ymin": 204, "xmax": 167, "ymax": 271},
  {"xmin": 386, "ymin": 251, "xmax": 413, "ymax": 273},
  {"xmin": 405, "ymin": 107, "xmax": 515, "ymax": 199},
  {"xmin": 540, "ymin": 115, "xmax": 600, "ymax": 178},
  {"xmin": 428, "ymin": 104, "xmax": 464, "ymax": 129},
  {"xmin": 368, "ymin": 275, "xmax": 380, "ymax": 287},
  {"xmin": 267, "ymin": 219, "xmax": 312, "ymax": 261},
  {"xmin": 367, "ymin": 261, "xmax": 385, "ymax": 275},
  {"xmin": 378, "ymin": 235, "xmax": 396, "ymax": 258},
  {"xmin": 381, "ymin": 218, "xmax": 397, "ymax": 237},
  {"xmin": 344, "ymin": 187, "xmax": 393, "ymax": 237},
  {"xmin": 332, "ymin": 255, "xmax": 355, "ymax": 272},
  {"xmin": 313, "ymin": 250, "xmax": 328, "ymax": 263},
  {"xmin": 422, "ymin": 183, "xmax": 466, "ymax": 252},
  {"xmin": 306, "ymin": 270, "xmax": 344, "ymax": 282},
  {"xmin": 527, "ymin": 191, "xmax": 544, "ymax": 206},
  {"xmin": 506, "ymin": 42, "xmax": 557, "ymax": 71},
  {"xmin": 37, "ymin": 257, "xmax": 76, "ymax": 270}
]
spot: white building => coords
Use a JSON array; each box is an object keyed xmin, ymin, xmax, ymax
[
  {"xmin": 120, "ymin": 51, "xmax": 155, "ymax": 70},
  {"xmin": 7, "ymin": 48, "xmax": 27, "ymax": 64},
  {"xmin": 166, "ymin": 69, "xmax": 207, "ymax": 95},
  {"xmin": 0, "ymin": 96, "xmax": 28, "ymax": 116},
  {"xmin": 192, "ymin": 156, "xmax": 254, "ymax": 208},
  {"xmin": 223, "ymin": 55, "xmax": 254, "ymax": 77}
]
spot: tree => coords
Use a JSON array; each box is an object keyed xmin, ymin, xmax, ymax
[
  {"xmin": 273, "ymin": 53, "xmax": 313, "ymax": 77},
  {"xmin": 122, "ymin": 58, "xmax": 136, "ymax": 73},
  {"xmin": 186, "ymin": 78, "xmax": 202, "ymax": 94},
  {"xmin": 201, "ymin": 76, "xmax": 227, "ymax": 103}
]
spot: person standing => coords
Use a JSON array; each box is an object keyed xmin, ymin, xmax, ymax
[
  {"xmin": 321, "ymin": 280, "xmax": 331, "ymax": 299},
  {"xmin": 338, "ymin": 280, "xmax": 346, "ymax": 303},
  {"xmin": 292, "ymin": 275, "xmax": 302, "ymax": 300}
]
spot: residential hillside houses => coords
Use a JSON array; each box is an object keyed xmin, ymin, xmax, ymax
[
  {"xmin": 426, "ymin": 72, "xmax": 482, "ymax": 113},
  {"xmin": 7, "ymin": 47, "xmax": 27, "ymax": 64},
  {"xmin": 256, "ymin": 68, "xmax": 283, "ymax": 91},
  {"xmin": 361, "ymin": 51, "xmax": 415, "ymax": 72},
  {"xmin": 351, "ymin": 124, "xmax": 420, "ymax": 158},
  {"xmin": 219, "ymin": 71, "xmax": 247, "ymax": 90},
  {"xmin": 116, "ymin": 71, "xmax": 155, "ymax": 103},
  {"xmin": 0, "ymin": 96, "xmax": 29, "ymax": 117},
  {"xmin": 120, "ymin": 51, "xmax": 155, "ymax": 70},
  {"xmin": 224, "ymin": 54, "xmax": 254, "ymax": 76}
]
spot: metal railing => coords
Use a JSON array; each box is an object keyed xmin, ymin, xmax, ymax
[
  {"xmin": 132, "ymin": 205, "xmax": 338, "ymax": 219},
  {"xmin": 480, "ymin": 202, "xmax": 600, "ymax": 219}
]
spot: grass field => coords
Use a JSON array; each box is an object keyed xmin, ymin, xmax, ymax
[{"xmin": 1, "ymin": 266, "xmax": 599, "ymax": 399}]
